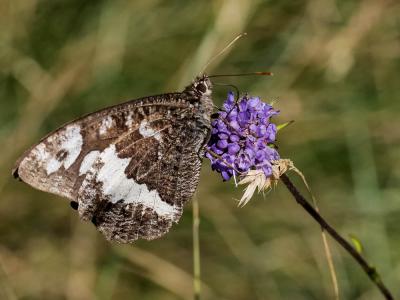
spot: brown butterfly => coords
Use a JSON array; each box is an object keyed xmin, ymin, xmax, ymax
[
  {"xmin": 12, "ymin": 33, "xmax": 270, "ymax": 243},
  {"xmin": 13, "ymin": 76, "xmax": 213, "ymax": 243}
]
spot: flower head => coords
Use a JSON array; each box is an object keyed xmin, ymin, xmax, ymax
[{"xmin": 205, "ymin": 92, "xmax": 280, "ymax": 181}]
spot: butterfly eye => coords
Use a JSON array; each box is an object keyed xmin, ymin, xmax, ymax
[
  {"xmin": 70, "ymin": 201, "xmax": 79, "ymax": 210},
  {"xmin": 196, "ymin": 83, "xmax": 207, "ymax": 93}
]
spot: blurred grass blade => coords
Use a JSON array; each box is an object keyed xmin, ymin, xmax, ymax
[
  {"xmin": 0, "ymin": 257, "xmax": 18, "ymax": 300},
  {"xmin": 116, "ymin": 246, "xmax": 219, "ymax": 300},
  {"xmin": 192, "ymin": 196, "xmax": 201, "ymax": 300}
]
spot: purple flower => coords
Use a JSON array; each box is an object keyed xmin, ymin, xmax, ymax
[
  {"xmin": 223, "ymin": 92, "xmax": 235, "ymax": 111},
  {"xmin": 228, "ymin": 143, "xmax": 240, "ymax": 154},
  {"xmin": 205, "ymin": 93, "xmax": 280, "ymax": 180}
]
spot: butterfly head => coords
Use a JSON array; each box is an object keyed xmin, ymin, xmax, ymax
[{"xmin": 184, "ymin": 75, "xmax": 212, "ymax": 98}]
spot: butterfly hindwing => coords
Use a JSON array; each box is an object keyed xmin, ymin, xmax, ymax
[
  {"xmin": 13, "ymin": 76, "xmax": 213, "ymax": 243},
  {"xmin": 78, "ymin": 118, "xmax": 206, "ymax": 242}
]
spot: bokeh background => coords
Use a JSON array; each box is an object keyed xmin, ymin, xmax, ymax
[{"xmin": 1, "ymin": 0, "xmax": 399, "ymax": 299}]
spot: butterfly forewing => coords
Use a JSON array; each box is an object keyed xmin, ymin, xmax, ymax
[{"xmin": 13, "ymin": 76, "xmax": 213, "ymax": 243}]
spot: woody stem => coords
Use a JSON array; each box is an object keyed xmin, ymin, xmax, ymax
[{"xmin": 280, "ymin": 174, "xmax": 393, "ymax": 300}]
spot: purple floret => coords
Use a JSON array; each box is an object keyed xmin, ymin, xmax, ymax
[{"xmin": 205, "ymin": 92, "xmax": 280, "ymax": 181}]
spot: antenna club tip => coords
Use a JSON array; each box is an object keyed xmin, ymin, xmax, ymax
[{"xmin": 256, "ymin": 72, "xmax": 274, "ymax": 76}]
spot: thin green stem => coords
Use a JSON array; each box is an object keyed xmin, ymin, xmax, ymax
[{"xmin": 193, "ymin": 196, "xmax": 201, "ymax": 300}]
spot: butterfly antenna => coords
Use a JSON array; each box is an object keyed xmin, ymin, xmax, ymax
[
  {"xmin": 208, "ymin": 71, "xmax": 274, "ymax": 78},
  {"xmin": 200, "ymin": 33, "xmax": 247, "ymax": 75}
]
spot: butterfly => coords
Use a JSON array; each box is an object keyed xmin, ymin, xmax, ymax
[{"xmin": 12, "ymin": 75, "xmax": 214, "ymax": 243}]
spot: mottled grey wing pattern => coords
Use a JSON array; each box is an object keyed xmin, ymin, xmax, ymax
[
  {"xmin": 76, "ymin": 100, "xmax": 208, "ymax": 242},
  {"xmin": 13, "ymin": 76, "xmax": 213, "ymax": 243}
]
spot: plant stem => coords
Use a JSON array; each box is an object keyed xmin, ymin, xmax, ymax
[
  {"xmin": 193, "ymin": 196, "xmax": 201, "ymax": 300},
  {"xmin": 280, "ymin": 174, "xmax": 394, "ymax": 300}
]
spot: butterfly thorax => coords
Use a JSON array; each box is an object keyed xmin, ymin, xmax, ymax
[{"xmin": 182, "ymin": 75, "xmax": 213, "ymax": 130}]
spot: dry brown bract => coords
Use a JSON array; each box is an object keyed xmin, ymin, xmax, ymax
[{"xmin": 238, "ymin": 159, "xmax": 298, "ymax": 207}]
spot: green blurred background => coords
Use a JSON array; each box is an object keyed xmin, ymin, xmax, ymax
[{"xmin": 1, "ymin": 0, "xmax": 399, "ymax": 299}]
